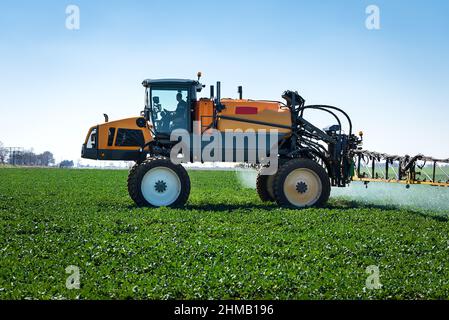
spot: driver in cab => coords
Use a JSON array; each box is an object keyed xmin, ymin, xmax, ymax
[
  {"xmin": 158, "ymin": 92, "xmax": 188, "ymax": 131},
  {"xmin": 170, "ymin": 92, "xmax": 187, "ymax": 129},
  {"xmin": 175, "ymin": 92, "xmax": 187, "ymax": 116}
]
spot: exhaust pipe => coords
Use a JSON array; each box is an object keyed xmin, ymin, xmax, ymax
[
  {"xmin": 215, "ymin": 81, "xmax": 225, "ymax": 112},
  {"xmin": 216, "ymin": 81, "xmax": 221, "ymax": 103}
]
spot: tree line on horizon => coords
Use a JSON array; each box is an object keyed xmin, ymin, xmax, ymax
[{"xmin": 0, "ymin": 140, "xmax": 57, "ymax": 167}]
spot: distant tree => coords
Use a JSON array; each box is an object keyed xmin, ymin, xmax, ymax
[
  {"xmin": 7, "ymin": 150, "xmax": 35, "ymax": 166},
  {"xmin": 8, "ymin": 150, "xmax": 23, "ymax": 165},
  {"xmin": 22, "ymin": 151, "xmax": 37, "ymax": 166},
  {"xmin": 0, "ymin": 141, "xmax": 7, "ymax": 164},
  {"xmin": 59, "ymin": 160, "xmax": 74, "ymax": 168},
  {"xmin": 7, "ymin": 151, "xmax": 16, "ymax": 165},
  {"xmin": 38, "ymin": 151, "xmax": 55, "ymax": 166}
]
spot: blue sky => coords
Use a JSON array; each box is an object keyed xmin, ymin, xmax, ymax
[{"xmin": 0, "ymin": 0, "xmax": 448, "ymax": 162}]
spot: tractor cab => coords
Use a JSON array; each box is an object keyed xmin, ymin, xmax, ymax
[{"xmin": 142, "ymin": 78, "xmax": 204, "ymax": 138}]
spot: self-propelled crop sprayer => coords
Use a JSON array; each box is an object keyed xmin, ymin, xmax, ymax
[{"xmin": 81, "ymin": 73, "xmax": 449, "ymax": 208}]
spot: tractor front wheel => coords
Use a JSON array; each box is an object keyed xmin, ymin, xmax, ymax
[
  {"xmin": 273, "ymin": 158, "xmax": 330, "ymax": 208},
  {"xmin": 127, "ymin": 158, "xmax": 190, "ymax": 207}
]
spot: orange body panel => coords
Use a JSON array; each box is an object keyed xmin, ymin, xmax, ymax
[
  {"xmin": 217, "ymin": 99, "xmax": 292, "ymax": 134},
  {"xmin": 84, "ymin": 117, "xmax": 153, "ymax": 151},
  {"xmin": 194, "ymin": 99, "xmax": 214, "ymax": 133}
]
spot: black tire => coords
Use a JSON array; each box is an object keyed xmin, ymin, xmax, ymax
[
  {"xmin": 256, "ymin": 171, "xmax": 276, "ymax": 202},
  {"xmin": 127, "ymin": 158, "xmax": 190, "ymax": 208},
  {"xmin": 273, "ymin": 158, "xmax": 330, "ymax": 208}
]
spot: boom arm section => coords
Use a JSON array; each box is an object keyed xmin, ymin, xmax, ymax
[{"xmin": 353, "ymin": 150, "xmax": 449, "ymax": 187}]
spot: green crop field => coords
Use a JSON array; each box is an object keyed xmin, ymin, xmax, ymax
[{"xmin": 1, "ymin": 167, "xmax": 449, "ymax": 300}]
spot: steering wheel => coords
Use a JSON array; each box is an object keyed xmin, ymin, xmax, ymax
[
  {"xmin": 162, "ymin": 109, "xmax": 176, "ymax": 118},
  {"xmin": 155, "ymin": 109, "xmax": 173, "ymax": 132}
]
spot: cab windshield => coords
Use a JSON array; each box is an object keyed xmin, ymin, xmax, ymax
[{"xmin": 150, "ymin": 88, "xmax": 189, "ymax": 135}]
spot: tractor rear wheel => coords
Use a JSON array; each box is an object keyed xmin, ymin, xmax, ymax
[
  {"xmin": 128, "ymin": 158, "xmax": 190, "ymax": 207},
  {"xmin": 273, "ymin": 158, "xmax": 330, "ymax": 208},
  {"xmin": 256, "ymin": 170, "xmax": 276, "ymax": 202}
]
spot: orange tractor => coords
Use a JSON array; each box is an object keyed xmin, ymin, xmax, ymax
[{"xmin": 81, "ymin": 73, "xmax": 365, "ymax": 208}]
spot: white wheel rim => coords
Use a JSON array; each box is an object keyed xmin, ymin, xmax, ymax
[
  {"xmin": 141, "ymin": 167, "xmax": 181, "ymax": 206},
  {"xmin": 283, "ymin": 168, "xmax": 322, "ymax": 207}
]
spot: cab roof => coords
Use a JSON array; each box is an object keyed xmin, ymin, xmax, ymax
[{"xmin": 142, "ymin": 78, "xmax": 198, "ymax": 87}]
